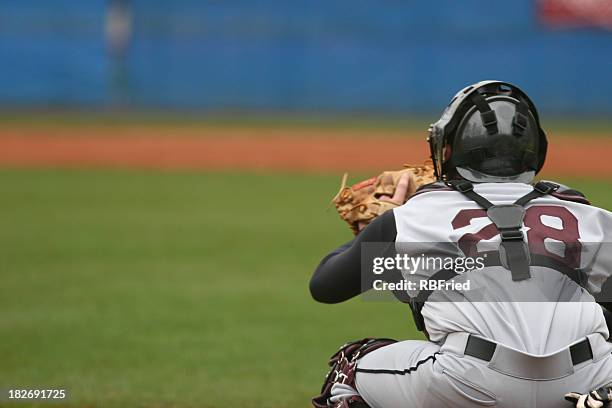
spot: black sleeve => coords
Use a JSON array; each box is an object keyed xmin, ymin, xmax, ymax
[{"xmin": 309, "ymin": 210, "xmax": 397, "ymax": 303}]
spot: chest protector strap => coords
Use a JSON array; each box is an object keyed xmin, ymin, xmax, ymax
[{"xmin": 446, "ymin": 180, "xmax": 559, "ymax": 281}]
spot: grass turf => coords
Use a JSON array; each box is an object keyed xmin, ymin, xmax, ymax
[
  {"xmin": 0, "ymin": 112, "xmax": 610, "ymax": 137},
  {"xmin": 0, "ymin": 169, "xmax": 610, "ymax": 408}
]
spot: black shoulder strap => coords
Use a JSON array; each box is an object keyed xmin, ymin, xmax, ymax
[
  {"xmin": 542, "ymin": 181, "xmax": 590, "ymax": 205},
  {"xmin": 446, "ymin": 180, "xmax": 559, "ymax": 282},
  {"xmin": 445, "ymin": 180, "xmax": 494, "ymax": 209},
  {"xmin": 515, "ymin": 181, "xmax": 559, "ymax": 206}
]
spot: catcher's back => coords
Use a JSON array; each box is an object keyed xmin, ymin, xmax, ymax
[{"xmin": 393, "ymin": 181, "xmax": 612, "ymax": 354}]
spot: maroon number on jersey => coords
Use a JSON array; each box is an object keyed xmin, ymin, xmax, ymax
[{"xmin": 452, "ymin": 205, "xmax": 581, "ymax": 268}]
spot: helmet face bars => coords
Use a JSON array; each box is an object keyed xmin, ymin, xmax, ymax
[{"xmin": 428, "ymin": 80, "xmax": 548, "ymax": 183}]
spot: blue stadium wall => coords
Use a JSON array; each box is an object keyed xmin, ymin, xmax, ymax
[{"xmin": 1, "ymin": 0, "xmax": 611, "ymax": 114}]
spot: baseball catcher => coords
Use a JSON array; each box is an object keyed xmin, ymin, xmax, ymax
[{"xmin": 310, "ymin": 81, "xmax": 612, "ymax": 408}]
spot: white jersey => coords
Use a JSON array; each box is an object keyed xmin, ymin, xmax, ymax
[{"xmin": 393, "ymin": 182, "xmax": 612, "ymax": 354}]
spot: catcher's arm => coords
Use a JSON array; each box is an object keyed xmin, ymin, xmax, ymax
[
  {"xmin": 310, "ymin": 210, "xmax": 398, "ymax": 303},
  {"xmin": 310, "ymin": 163, "xmax": 435, "ymax": 303}
]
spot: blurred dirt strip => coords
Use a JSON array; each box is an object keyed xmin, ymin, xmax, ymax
[{"xmin": 0, "ymin": 128, "xmax": 609, "ymax": 177}]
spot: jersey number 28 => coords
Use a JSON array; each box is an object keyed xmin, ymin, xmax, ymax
[{"xmin": 452, "ymin": 205, "xmax": 581, "ymax": 268}]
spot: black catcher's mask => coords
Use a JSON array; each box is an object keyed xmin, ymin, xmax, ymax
[{"xmin": 428, "ymin": 80, "xmax": 548, "ymax": 183}]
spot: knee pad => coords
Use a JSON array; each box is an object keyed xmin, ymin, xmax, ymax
[{"xmin": 312, "ymin": 338, "xmax": 397, "ymax": 408}]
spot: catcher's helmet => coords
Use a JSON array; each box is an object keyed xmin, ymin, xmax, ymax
[{"xmin": 427, "ymin": 80, "xmax": 548, "ymax": 183}]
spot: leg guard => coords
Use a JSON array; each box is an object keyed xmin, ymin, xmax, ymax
[{"xmin": 312, "ymin": 338, "xmax": 397, "ymax": 408}]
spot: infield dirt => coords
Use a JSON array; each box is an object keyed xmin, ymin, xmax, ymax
[{"xmin": 0, "ymin": 125, "xmax": 608, "ymax": 177}]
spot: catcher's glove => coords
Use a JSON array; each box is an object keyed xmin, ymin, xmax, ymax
[
  {"xmin": 332, "ymin": 163, "xmax": 436, "ymax": 235},
  {"xmin": 565, "ymin": 387, "xmax": 612, "ymax": 408}
]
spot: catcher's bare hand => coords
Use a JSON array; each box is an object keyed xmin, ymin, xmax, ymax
[
  {"xmin": 356, "ymin": 173, "xmax": 414, "ymax": 231},
  {"xmin": 379, "ymin": 172, "xmax": 414, "ymax": 206}
]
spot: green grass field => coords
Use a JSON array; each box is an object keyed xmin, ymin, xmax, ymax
[
  {"xmin": 0, "ymin": 111, "xmax": 610, "ymax": 137},
  {"xmin": 1, "ymin": 169, "xmax": 611, "ymax": 408}
]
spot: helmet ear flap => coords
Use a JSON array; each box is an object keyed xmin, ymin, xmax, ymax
[
  {"xmin": 537, "ymin": 129, "xmax": 548, "ymax": 173},
  {"xmin": 427, "ymin": 124, "xmax": 445, "ymax": 180}
]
